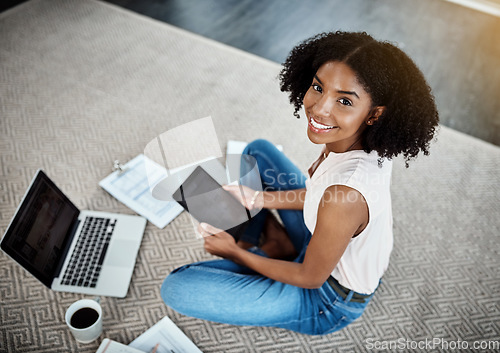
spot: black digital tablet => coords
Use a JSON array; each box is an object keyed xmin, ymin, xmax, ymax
[{"xmin": 171, "ymin": 166, "xmax": 250, "ymax": 240}]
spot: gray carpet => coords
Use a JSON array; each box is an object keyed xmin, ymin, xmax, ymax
[{"xmin": 1, "ymin": 0, "xmax": 499, "ymax": 352}]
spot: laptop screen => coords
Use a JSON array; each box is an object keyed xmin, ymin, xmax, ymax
[{"xmin": 1, "ymin": 170, "xmax": 79, "ymax": 287}]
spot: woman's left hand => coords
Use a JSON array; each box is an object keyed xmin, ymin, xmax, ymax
[{"xmin": 198, "ymin": 223, "xmax": 238, "ymax": 259}]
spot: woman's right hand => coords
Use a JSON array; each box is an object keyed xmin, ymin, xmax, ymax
[{"xmin": 222, "ymin": 184, "xmax": 264, "ymax": 211}]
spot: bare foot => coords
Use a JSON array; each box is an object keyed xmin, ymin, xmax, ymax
[{"xmin": 260, "ymin": 213, "xmax": 298, "ymax": 260}]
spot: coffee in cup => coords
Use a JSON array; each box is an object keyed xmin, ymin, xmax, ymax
[{"xmin": 65, "ymin": 297, "xmax": 103, "ymax": 343}]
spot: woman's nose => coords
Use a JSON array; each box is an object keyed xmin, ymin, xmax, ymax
[{"xmin": 312, "ymin": 95, "xmax": 334, "ymax": 118}]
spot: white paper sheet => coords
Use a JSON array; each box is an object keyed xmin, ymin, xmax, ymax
[
  {"xmin": 96, "ymin": 338, "xmax": 145, "ymax": 353},
  {"xmin": 129, "ymin": 316, "xmax": 202, "ymax": 353},
  {"xmin": 99, "ymin": 154, "xmax": 183, "ymax": 228}
]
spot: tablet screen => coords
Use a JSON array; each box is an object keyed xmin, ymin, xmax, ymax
[{"xmin": 172, "ymin": 166, "xmax": 250, "ymax": 239}]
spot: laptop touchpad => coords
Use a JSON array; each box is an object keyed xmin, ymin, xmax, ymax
[{"xmin": 104, "ymin": 240, "xmax": 138, "ymax": 267}]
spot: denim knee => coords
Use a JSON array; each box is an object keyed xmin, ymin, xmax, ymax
[
  {"xmin": 160, "ymin": 265, "xmax": 188, "ymax": 309},
  {"xmin": 242, "ymin": 139, "xmax": 274, "ymax": 156}
]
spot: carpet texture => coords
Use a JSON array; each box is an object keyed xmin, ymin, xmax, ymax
[{"xmin": 1, "ymin": 0, "xmax": 499, "ymax": 352}]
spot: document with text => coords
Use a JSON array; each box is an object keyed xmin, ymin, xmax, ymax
[
  {"xmin": 99, "ymin": 154, "xmax": 183, "ymax": 228},
  {"xmin": 129, "ymin": 316, "xmax": 203, "ymax": 353}
]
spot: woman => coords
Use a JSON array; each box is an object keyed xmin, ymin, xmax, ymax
[{"xmin": 161, "ymin": 31, "xmax": 438, "ymax": 335}]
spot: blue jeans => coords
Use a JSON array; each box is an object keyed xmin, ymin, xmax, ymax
[{"xmin": 161, "ymin": 139, "xmax": 374, "ymax": 335}]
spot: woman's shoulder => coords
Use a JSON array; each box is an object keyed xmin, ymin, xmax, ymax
[{"xmin": 322, "ymin": 150, "xmax": 391, "ymax": 179}]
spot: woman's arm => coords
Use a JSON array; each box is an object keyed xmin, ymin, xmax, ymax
[
  {"xmin": 261, "ymin": 188, "xmax": 306, "ymax": 210},
  {"xmin": 202, "ymin": 185, "xmax": 368, "ymax": 289},
  {"xmin": 223, "ymin": 185, "xmax": 306, "ymax": 210}
]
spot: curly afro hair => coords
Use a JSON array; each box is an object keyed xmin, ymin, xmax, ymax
[{"xmin": 279, "ymin": 31, "xmax": 439, "ymax": 167}]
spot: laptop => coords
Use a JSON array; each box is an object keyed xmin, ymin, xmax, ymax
[
  {"xmin": 0, "ymin": 170, "xmax": 147, "ymax": 298},
  {"xmin": 172, "ymin": 166, "xmax": 251, "ymax": 240}
]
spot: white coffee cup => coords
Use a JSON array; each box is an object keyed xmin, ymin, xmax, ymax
[{"xmin": 65, "ymin": 297, "xmax": 103, "ymax": 343}]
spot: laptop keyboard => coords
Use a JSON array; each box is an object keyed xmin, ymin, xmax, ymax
[{"xmin": 61, "ymin": 216, "xmax": 116, "ymax": 288}]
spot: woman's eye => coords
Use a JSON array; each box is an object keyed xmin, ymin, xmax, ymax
[
  {"xmin": 311, "ymin": 84, "xmax": 322, "ymax": 93},
  {"xmin": 339, "ymin": 98, "xmax": 352, "ymax": 106}
]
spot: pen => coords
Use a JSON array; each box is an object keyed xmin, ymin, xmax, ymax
[{"xmin": 150, "ymin": 343, "xmax": 159, "ymax": 353}]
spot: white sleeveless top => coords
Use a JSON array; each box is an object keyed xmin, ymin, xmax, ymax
[{"xmin": 304, "ymin": 148, "xmax": 393, "ymax": 294}]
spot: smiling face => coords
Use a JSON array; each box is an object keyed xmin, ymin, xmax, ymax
[{"xmin": 303, "ymin": 61, "xmax": 384, "ymax": 153}]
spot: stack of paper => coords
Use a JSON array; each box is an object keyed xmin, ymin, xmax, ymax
[{"xmin": 95, "ymin": 316, "xmax": 202, "ymax": 353}]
